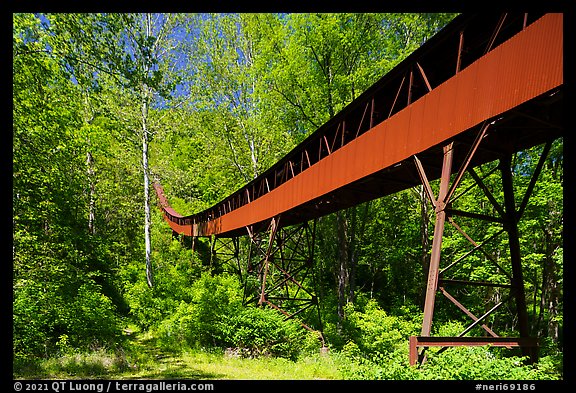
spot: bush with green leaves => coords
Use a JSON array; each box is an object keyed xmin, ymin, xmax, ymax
[
  {"xmin": 333, "ymin": 301, "xmax": 562, "ymax": 380},
  {"xmin": 342, "ymin": 299, "xmax": 420, "ymax": 355},
  {"xmin": 13, "ymin": 279, "xmax": 121, "ymax": 359},
  {"xmin": 123, "ymin": 232, "xmax": 205, "ymax": 331},
  {"xmin": 218, "ymin": 306, "xmax": 311, "ymax": 359},
  {"xmin": 154, "ymin": 272, "xmax": 318, "ymax": 359},
  {"xmin": 13, "ymin": 281, "xmax": 52, "ymax": 359},
  {"xmin": 155, "ymin": 273, "xmax": 243, "ymax": 351},
  {"xmin": 417, "ymin": 346, "xmax": 560, "ymax": 380},
  {"xmin": 63, "ymin": 283, "xmax": 121, "ymax": 349}
]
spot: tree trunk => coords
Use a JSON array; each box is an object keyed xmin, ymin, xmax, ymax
[
  {"xmin": 142, "ymin": 13, "xmax": 154, "ymax": 288},
  {"xmin": 336, "ymin": 210, "xmax": 349, "ymax": 328},
  {"xmin": 86, "ymin": 151, "xmax": 96, "ymax": 235},
  {"xmin": 347, "ymin": 208, "xmax": 356, "ymax": 305},
  {"xmin": 142, "ymin": 89, "xmax": 153, "ymax": 288},
  {"xmin": 543, "ymin": 229, "xmax": 560, "ymax": 344}
]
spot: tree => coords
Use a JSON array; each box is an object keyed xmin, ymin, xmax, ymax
[
  {"xmin": 261, "ymin": 13, "xmax": 456, "ymax": 325},
  {"xmin": 13, "ymin": 13, "xmax": 125, "ymax": 356},
  {"xmin": 179, "ymin": 14, "xmax": 293, "ymax": 185}
]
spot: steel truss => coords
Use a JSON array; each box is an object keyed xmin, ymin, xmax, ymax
[
  {"xmin": 209, "ymin": 217, "xmax": 325, "ymax": 343},
  {"xmin": 410, "ymin": 121, "xmax": 552, "ymax": 366}
]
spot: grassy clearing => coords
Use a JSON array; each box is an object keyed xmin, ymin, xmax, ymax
[
  {"xmin": 14, "ymin": 350, "xmax": 343, "ymax": 380},
  {"xmin": 13, "ymin": 330, "xmax": 343, "ymax": 380},
  {"xmin": 124, "ymin": 351, "xmax": 342, "ymax": 380}
]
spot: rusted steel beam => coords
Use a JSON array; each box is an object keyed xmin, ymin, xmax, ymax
[
  {"xmin": 211, "ymin": 236, "xmax": 243, "ymax": 279},
  {"xmin": 289, "ymin": 161, "xmax": 295, "ymax": 178},
  {"xmin": 439, "ymin": 228, "xmax": 505, "ymax": 275},
  {"xmin": 467, "ymin": 167, "xmax": 506, "ymax": 218},
  {"xmin": 414, "ymin": 336, "xmax": 538, "ymax": 346},
  {"xmin": 369, "ymin": 98, "xmax": 375, "ymax": 128},
  {"xmin": 416, "ymin": 62, "xmax": 432, "ymax": 92},
  {"xmin": 456, "ymin": 30, "xmax": 464, "ymax": 73},
  {"xmin": 484, "ymin": 13, "xmax": 507, "ymax": 55},
  {"xmin": 444, "ymin": 121, "xmax": 490, "ymax": 205},
  {"xmin": 242, "ymin": 219, "xmax": 324, "ymax": 341},
  {"xmin": 355, "ymin": 102, "xmax": 370, "ymax": 138},
  {"xmin": 421, "ymin": 142, "xmax": 453, "ymax": 337},
  {"xmin": 323, "ymin": 135, "xmax": 331, "ymax": 155},
  {"xmin": 439, "ymin": 278, "xmax": 513, "ymax": 288},
  {"xmin": 517, "ymin": 141, "xmax": 552, "ymax": 219},
  {"xmin": 304, "ymin": 149, "xmax": 311, "ymax": 168},
  {"xmin": 264, "ymin": 300, "xmax": 316, "ymax": 332},
  {"xmin": 413, "ymin": 154, "xmax": 437, "ymax": 206},
  {"xmin": 155, "ymin": 14, "xmax": 562, "ymax": 239},
  {"xmin": 458, "ymin": 297, "xmax": 508, "ymax": 337},
  {"xmin": 407, "ymin": 69, "xmax": 414, "ymax": 105},
  {"xmin": 500, "ymin": 156, "xmax": 533, "ymax": 362},
  {"xmin": 439, "ymin": 286, "xmax": 500, "ymax": 338},
  {"xmin": 330, "ymin": 123, "xmax": 341, "ymax": 153},
  {"xmin": 258, "ymin": 216, "xmax": 280, "ymax": 305},
  {"xmin": 446, "ymin": 208, "xmax": 504, "ymax": 223},
  {"xmin": 409, "ymin": 336, "xmax": 538, "ymax": 366},
  {"xmin": 264, "ymin": 262, "xmax": 311, "ymax": 296},
  {"xmin": 409, "ymin": 336, "xmax": 419, "ymax": 366},
  {"xmin": 388, "ymin": 74, "xmax": 406, "ymax": 119},
  {"xmin": 447, "ymin": 216, "xmax": 512, "ymax": 279}
]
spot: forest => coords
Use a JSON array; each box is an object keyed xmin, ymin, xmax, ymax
[{"xmin": 13, "ymin": 13, "xmax": 563, "ymax": 380}]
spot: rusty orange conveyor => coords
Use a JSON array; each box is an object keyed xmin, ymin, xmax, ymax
[{"xmin": 154, "ymin": 13, "xmax": 563, "ymax": 238}]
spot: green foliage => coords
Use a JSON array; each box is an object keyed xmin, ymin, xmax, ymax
[
  {"xmin": 13, "ymin": 278, "xmax": 122, "ymax": 359},
  {"xmin": 14, "ymin": 348, "xmax": 132, "ymax": 379},
  {"xmin": 418, "ymin": 347, "xmax": 558, "ymax": 380},
  {"xmin": 124, "ymin": 244, "xmax": 203, "ymax": 330},
  {"xmin": 330, "ymin": 302, "xmax": 562, "ymax": 380},
  {"xmin": 64, "ymin": 283, "xmax": 120, "ymax": 348},
  {"xmin": 218, "ymin": 306, "xmax": 311, "ymax": 359},
  {"xmin": 340, "ymin": 345, "xmax": 559, "ymax": 380},
  {"xmin": 13, "ymin": 12, "xmax": 562, "ymax": 381},
  {"xmin": 154, "ymin": 273, "xmax": 242, "ymax": 350},
  {"xmin": 343, "ymin": 300, "xmax": 420, "ymax": 354},
  {"xmin": 154, "ymin": 273, "xmax": 316, "ymax": 360}
]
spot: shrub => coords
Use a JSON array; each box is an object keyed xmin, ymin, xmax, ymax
[
  {"xmin": 156, "ymin": 301, "xmax": 197, "ymax": 352},
  {"xmin": 343, "ymin": 299, "xmax": 420, "ymax": 355},
  {"xmin": 218, "ymin": 306, "xmax": 308, "ymax": 359},
  {"xmin": 155, "ymin": 273, "xmax": 243, "ymax": 351},
  {"xmin": 13, "ymin": 282, "xmax": 51, "ymax": 359},
  {"xmin": 65, "ymin": 283, "xmax": 121, "ymax": 349},
  {"xmin": 155, "ymin": 272, "xmax": 317, "ymax": 359},
  {"xmin": 124, "ymin": 244, "xmax": 203, "ymax": 331},
  {"xmin": 13, "ymin": 279, "xmax": 121, "ymax": 359},
  {"xmin": 419, "ymin": 346, "xmax": 559, "ymax": 380}
]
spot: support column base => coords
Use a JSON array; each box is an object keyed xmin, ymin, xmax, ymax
[{"xmin": 409, "ymin": 336, "xmax": 539, "ymax": 366}]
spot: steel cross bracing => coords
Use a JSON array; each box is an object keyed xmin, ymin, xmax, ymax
[
  {"xmin": 154, "ymin": 12, "xmax": 562, "ymax": 238},
  {"xmin": 154, "ymin": 13, "xmax": 563, "ymax": 364},
  {"xmin": 409, "ymin": 126, "xmax": 552, "ymax": 366},
  {"xmin": 195, "ymin": 217, "xmax": 325, "ymax": 342}
]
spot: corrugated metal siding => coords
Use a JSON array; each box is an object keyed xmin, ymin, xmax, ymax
[{"xmin": 160, "ymin": 14, "xmax": 562, "ymax": 237}]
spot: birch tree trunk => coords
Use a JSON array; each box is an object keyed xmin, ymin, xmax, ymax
[
  {"xmin": 86, "ymin": 151, "xmax": 96, "ymax": 235},
  {"xmin": 142, "ymin": 13, "xmax": 153, "ymax": 288},
  {"xmin": 336, "ymin": 210, "xmax": 349, "ymax": 330},
  {"xmin": 142, "ymin": 97, "xmax": 153, "ymax": 288}
]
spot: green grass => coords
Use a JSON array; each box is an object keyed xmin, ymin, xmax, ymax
[
  {"xmin": 14, "ymin": 350, "xmax": 343, "ymax": 380},
  {"xmin": 13, "ymin": 329, "xmax": 343, "ymax": 380},
  {"xmin": 14, "ymin": 326, "xmax": 561, "ymax": 380},
  {"xmin": 126, "ymin": 351, "xmax": 341, "ymax": 380}
]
